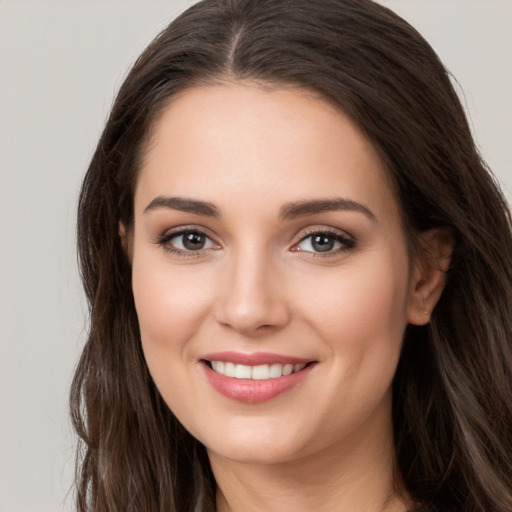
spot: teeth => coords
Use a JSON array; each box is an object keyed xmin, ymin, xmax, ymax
[
  {"xmin": 283, "ymin": 364, "xmax": 293, "ymax": 376},
  {"xmin": 224, "ymin": 362, "xmax": 235, "ymax": 377},
  {"xmin": 252, "ymin": 364, "xmax": 270, "ymax": 380},
  {"xmin": 269, "ymin": 363, "xmax": 283, "ymax": 378},
  {"xmin": 209, "ymin": 361, "xmax": 307, "ymax": 379},
  {"xmin": 234, "ymin": 364, "xmax": 252, "ymax": 379}
]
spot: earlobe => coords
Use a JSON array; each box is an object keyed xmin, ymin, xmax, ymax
[{"xmin": 407, "ymin": 227, "xmax": 454, "ymax": 325}]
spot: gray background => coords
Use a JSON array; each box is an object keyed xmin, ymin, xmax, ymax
[{"xmin": 0, "ymin": 1, "xmax": 510, "ymax": 511}]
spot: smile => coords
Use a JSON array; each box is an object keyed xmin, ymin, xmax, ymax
[
  {"xmin": 208, "ymin": 361, "xmax": 307, "ymax": 379},
  {"xmin": 200, "ymin": 353, "xmax": 316, "ymax": 403}
]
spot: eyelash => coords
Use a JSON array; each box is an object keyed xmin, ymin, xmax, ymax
[
  {"xmin": 156, "ymin": 227, "xmax": 217, "ymax": 257},
  {"xmin": 293, "ymin": 228, "xmax": 355, "ymax": 258},
  {"xmin": 155, "ymin": 227, "xmax": 356, "ymax": 258}
]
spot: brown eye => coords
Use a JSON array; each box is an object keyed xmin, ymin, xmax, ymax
[
  {"xmin": 182, "ymin": 231, "xmax": 206, "ymax": 250},
  {"xmin": 293, "ymin": 231, "xmax": 355, "ymax": 254},
  {"xmin": 158, "ymin": 229, "xmax": 219, "ymax": 255},
  {"xmin": 311, "ymin": 235, "xmax": 335, "ymax": 252}
]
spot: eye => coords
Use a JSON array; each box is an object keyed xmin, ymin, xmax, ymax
[
  {"xmin": 158, "ymin": 229, "xmax": 219, "ymax": 255},
  {"xmin": 292, "ymin": 230, "xmax": 355, "ymax": 254}
]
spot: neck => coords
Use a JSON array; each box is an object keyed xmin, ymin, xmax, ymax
[{"xmin": 209, "ymin": 410, "xmax": 410, "ymax": 512}]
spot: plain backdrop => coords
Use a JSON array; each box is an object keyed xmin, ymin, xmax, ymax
[{"xmin": 0, "ymin": 1, "xmax": 510, "ymax": 511}]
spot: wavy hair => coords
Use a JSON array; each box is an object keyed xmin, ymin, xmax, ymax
[{"xmin": 71, "ymin": 0, "xmax": 512, "ymax": 510}]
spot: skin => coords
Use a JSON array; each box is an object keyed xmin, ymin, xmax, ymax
[{"xmin": 125, "ymin": 83, "xmax": 451, "ymax": 511}]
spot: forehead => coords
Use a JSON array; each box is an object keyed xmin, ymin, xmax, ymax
[{"xmin": 135, "ymin": 82, "xmax": 399, "ymax": 222}]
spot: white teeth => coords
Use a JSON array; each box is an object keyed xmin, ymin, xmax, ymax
[
  {"xmin": 224, "ymin": 362, "xmax": 235, "ymax": 377},
  {"xmin": 269, "ymin": 363, "xmax": 283, "ymax": 378},
  {"xmin": 234, "ymin": 364, "xmax": 252, "ymax": 379},
  {"xmin": 282, "ymin": 364, "xmax": 293, "ymax": 376},
  {"xmin": 252, "ymin": 364, "xmax": 270, "ymax": 380},
  {"xmin": 209, "ymin": 361, "xmax": 308, "ymax": 379}
]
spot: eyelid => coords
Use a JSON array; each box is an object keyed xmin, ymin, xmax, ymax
[
  {"xmin": 155, "ymin": 225, "xmax": 221, "ymax": 256},
  {"xmin": 291, "ymin": 226, "xmax": 356, "ymax": 255},
  {"xmin": 154, "ymin": 224, "xmax": 355, "ymax": 257}
]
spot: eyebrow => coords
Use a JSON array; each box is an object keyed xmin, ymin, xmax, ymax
[
  {"xmin": 279, "ymin": 198, "xmax": 376, "ymax": 222},
  {"xmin": 143, "ymin": 195, "xmax": 376, "ymax": 222},
  {"xmin": 143, "ymin": 196, "xmax": 220, "ymax": 217}
]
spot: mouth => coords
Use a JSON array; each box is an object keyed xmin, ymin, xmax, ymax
[
  {"xmin": 204, "ymin": 360, "xmax": 310, "ymax": 379},
  {"xmin": 199, "ymin": 353, "xmax": 317, "ymax": 403}
]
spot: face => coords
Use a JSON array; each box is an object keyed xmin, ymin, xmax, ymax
[{"xmin": 130, "ymin": 83, "xmax": 422, "ymax": 465}]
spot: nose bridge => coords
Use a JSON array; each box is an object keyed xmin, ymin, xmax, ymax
[{"xmin": 215, "ymin": 242, "xmax": 289, "ymax": 335}]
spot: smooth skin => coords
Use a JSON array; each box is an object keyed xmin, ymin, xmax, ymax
[{"xmin": 123, "ymin": 83, "xmax": 451, "ymax": 512}]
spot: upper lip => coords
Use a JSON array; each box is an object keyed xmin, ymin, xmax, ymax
[{"xmin": 200, "ymin": 351, "xmax": 314, "ymax": 366}]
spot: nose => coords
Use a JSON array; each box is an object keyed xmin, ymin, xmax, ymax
[{"xmin": 214, "ymin": 249, "xmax": 291, "ymax": 337}]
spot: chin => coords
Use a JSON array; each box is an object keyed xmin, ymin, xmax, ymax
[
  {"xmin": 196, "ymin": 417, "xmax": 318, "ymax": 466},
  {"xmin": 207, "ymin": 441, "xmax": 303, "ymax": 466}
]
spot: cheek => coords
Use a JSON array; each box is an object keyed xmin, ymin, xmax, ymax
[
  {"xmin": 301, "ymin": 256, "xmax": 410, "ymax": 431},
  {"xmin": 131, "ymin": 252, "xmax": 218, "ymax": 417},
  {"xmin": 300, "ymin": 252, "xmax": 411, "ymax": 362},
  {"xmin": 131, "ymin": 251, "xmax": 214, "ymax": 356}
]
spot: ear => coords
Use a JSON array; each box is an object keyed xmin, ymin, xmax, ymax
[
  {"xmin": 119, "ymin": 221, "xmax": 133, "ymax": 262},
  {"xmin": 407, "ymin": 227, "xmax": 454, "ymax": 325},
  {"xmin": 119, "ymin": 221, "xmax": 128, "ymax": 249}
]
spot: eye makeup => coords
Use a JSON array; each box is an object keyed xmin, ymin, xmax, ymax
[{"xmin": 154, "ymin": 223, "xmax": 356, "ymax": 259}]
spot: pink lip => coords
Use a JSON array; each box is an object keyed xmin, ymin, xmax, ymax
[
  {"xmin": 200, "ymin": 351, "xmax": 311, "ymax": 366},
  {"xmin": 199, "ymin": 352, "xmax": 316, "ymax": 404}
]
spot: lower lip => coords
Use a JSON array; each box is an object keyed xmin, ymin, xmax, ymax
[{"xmin": 201, "ymin": 362, "xmax": 315, "ymax": 404}]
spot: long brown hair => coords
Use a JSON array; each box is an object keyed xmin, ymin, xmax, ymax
[{"xmin": 71, "ymin": 0, "xmax": 512, "ymax": 510}]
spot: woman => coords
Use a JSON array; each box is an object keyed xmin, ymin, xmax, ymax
[{"xmin": 71, "ymin": 0, "xmax": 512, "ymax": 510}]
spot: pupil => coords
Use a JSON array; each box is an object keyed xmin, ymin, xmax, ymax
[
  {"xmin": 312, "ymin": 235, "xmax": 334, "ymax": 252},
  {"xmin": 183, "ymin": 232, "xmax": 205, "ymax": 250}
]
